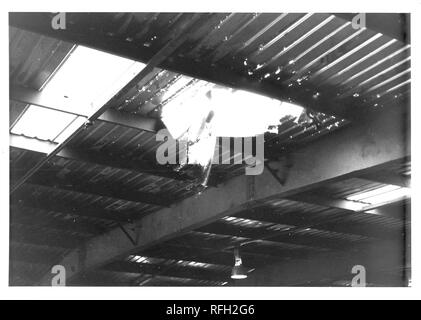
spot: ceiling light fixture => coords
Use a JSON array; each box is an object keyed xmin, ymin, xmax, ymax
[{"xmin": 231, "ymin": 248, "xmax": 248, "ymax": 280}]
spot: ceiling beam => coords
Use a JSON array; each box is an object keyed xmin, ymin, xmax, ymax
[
  {"xmin": 38, "ymin": 107, "xmax": 409, "ymax": 285},
  {"xmin": 10, "ymin": 134, "xmax": 192, "ymax": 182},
  {"xmin": 10, "ymin": 85, "xmax": 164, "ymax": 133},
  {"xmin": 9, "ymin": 13, "xmax": 203, "ymax": 194}
]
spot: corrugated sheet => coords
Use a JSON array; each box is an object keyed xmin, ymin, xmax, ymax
[
  {"xmin": 87, "ymin": 12, "xmax": 411, "ymax": 115},
  {"xmin": 9, "ymin": 14, "xmax": 411, "ymax": 286}
]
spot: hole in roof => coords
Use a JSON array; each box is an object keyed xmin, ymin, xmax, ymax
[
  {"xmin": 161, "ymin": 82, "xmax": 304, "ymax": 139},
  {"xmin": 160, "ymin": 81, "xmax": 305, "ymax": 170},
  {"xmin": 11, "ymin": 45, "xmax": 144, "ymax": 142},
  {"xmin": 42, "ymin": 45, "xmax": 143, "ymax": 115}
]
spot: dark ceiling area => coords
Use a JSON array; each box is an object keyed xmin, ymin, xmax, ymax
[{"xmin": 9, "ymin": 12, "xmax": 410, "ymax": 286}]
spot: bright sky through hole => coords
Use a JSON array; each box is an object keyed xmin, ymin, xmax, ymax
[
  {"xmin": 11, "ymin": 45, "xmax": 143, "ymax": 142},
  {"xmin": 161, "ymin": 82, "xmax": 305, "ymax": 139},
  {"xmin": 347, "ymin": 184, "xmax": 410, "ymax": 207},
  {"xmin": 161, "ymin": 80, "xmax": 305, "ymax": 167},
  {"xmin": 42, "ymin": 46, "xmax": 141, "ymax": 115}
]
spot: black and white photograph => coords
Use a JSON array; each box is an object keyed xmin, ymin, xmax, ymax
[{"xmin": 2, "ymin": 0, "xmax": 420, "ymax": 303}]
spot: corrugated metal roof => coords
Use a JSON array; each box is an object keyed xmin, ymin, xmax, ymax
[
  {"xmin": 10, "ymin": 27, "xmax": 74, "ymax": 90},
  {"xmin": 85, "ymin": 12, "xmax": 410, "ymax": 117},
  {"xmin": 8, "ymin": 13, "xmax": 410, "ymax": 286}
]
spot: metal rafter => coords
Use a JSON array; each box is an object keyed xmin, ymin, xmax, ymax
[
  {"xmin": 10, "ymin": 85, "xmax": 164, "ymax": 133},
  {"xmin": 9, "ymin": 12, "xmax": 382, "ymax": 120},
  {"xmin": 9, "ymin": 13, "xmax": 205, "ymax": 194},
  {"xmin": 10, "ymin": 134, "xmax": 194, "ymax": 182}
]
